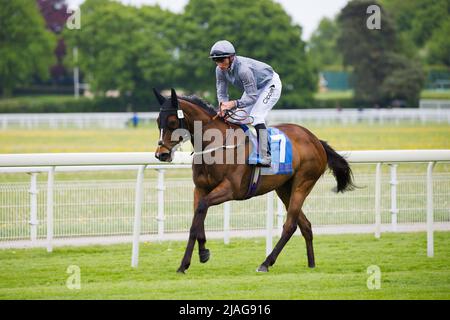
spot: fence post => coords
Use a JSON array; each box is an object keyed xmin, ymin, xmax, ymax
[
  {"xmin": 389, "ymin": 164, "xmax": 398, "ymax": 231},
  {"xmin": 224, "ymin": 201, "xmax": 230, "ymax": 245},
  {"xmin": 156, "ymin": 169, "xmax": 165, "ymax": 241},
  {"xmin": 29, "ymin": 173, "xmax": 38, "ymax": 244},
  {"xmin": 375, "ymin": 163, "xmax": 382, "ymax": 239},
  {"xmin": 266, "ymin": 191, "xmax": 274, "ymax": 256},
  {"xmin": 46, "ymin": 167, "xmax": 55, "ymax": 252},
  {"xmin": 131, "ymin": 165, "xmax": 145, "ymax": 268},
  {"xmin": 427, "ymin": 162, "xmax": 435, "ymax": 258}
]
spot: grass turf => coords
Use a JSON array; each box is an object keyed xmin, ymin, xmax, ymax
[
  {"xmin": 0, "ymin": 232, "xmax": 449, "ymax": 300},
  {"xmin": 0, "ymin": 123, "xmax": 449, "ymax": 154},
  {"xmin": 0, "ymin": 122, "xmax": 449, "ymax": 300},
  {"xmin": 1, "ymin": 122, "xmax": 448, "ymax": 183}
]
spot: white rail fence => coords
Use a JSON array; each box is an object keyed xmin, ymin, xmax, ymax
[
  {"xmin": 1, "ymin": 108, "xmax": 450, "ymax": 129},
  {"xmin": 420, "ymin": 99, "xmax": 450, "ymax": 109},
  {"xmin": 0, "ymin": 150, "xmax": 449, "ymax": 267}
]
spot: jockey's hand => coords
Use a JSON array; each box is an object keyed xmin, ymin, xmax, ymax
[{"xmin": 218, "ymin": 101, "xmax": 237, "ymax": 117}]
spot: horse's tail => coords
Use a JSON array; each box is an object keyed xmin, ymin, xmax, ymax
[{"xmin": 320, "ymin": 140, "xmax": 355, "ymax": 193}]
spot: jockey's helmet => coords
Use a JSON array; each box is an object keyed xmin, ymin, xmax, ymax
[{"xmin": 209, "ymin": 40, "xmax": 235, "ymax": 59}]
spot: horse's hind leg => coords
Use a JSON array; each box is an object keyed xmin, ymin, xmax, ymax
[
  {"xmin": 257, "ymin": 178, "xmax": 316, "ymax": 272},
  {"xmin": 256, "ymin": 180, "xmax": 297, "ymax": 272},
  {"xmin": 257, "ymin": 190, "xmax": 298, "ymax": 272},
  {"xmin": 297, "ymin": 210, "xmax": 315, "ymax": 268}
]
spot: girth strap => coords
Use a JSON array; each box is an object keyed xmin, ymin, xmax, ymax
[{"xmin": 245, "ymin": 166, "xmax": 261, "ymax": 199}]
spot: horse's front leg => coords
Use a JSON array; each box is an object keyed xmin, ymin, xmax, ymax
[
  {"xmin": 193, "ymin": 188, "xmax": 210, "ymax": 264},
  {"xmin": 177, "ymin": 182, "xmax": 233, "ymax": 273}
]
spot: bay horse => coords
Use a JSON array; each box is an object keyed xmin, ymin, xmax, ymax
[{"xmin": 153, "ymin": 88, "xmax": 354, "ymax": 273}]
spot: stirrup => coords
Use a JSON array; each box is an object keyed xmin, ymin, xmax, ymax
[
  {"xmin": 257, "ymin": 157, "xmax": 271, "ymax": 167},
  {"xmin": 257, "ymin": 162, "xmax": 271, "ymax": 168}
]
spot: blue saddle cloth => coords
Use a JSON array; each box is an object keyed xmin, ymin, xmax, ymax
[{"xmin": 240, "ymin": 125, "xmax": 293, "ymax": 175}]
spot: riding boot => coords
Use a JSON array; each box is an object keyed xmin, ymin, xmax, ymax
[{"xmin": 255, "ymin": 123, "xmax": 271, "ymax": 167}]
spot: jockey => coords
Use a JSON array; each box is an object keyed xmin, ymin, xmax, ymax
[{"xmin": 209, "ymin": 40, "xmax": 282, "ymax": 167}]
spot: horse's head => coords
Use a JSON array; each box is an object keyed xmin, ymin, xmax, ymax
[{"xmin": 153, "ymin": 88, "xmax": 190, "ymax": 162}]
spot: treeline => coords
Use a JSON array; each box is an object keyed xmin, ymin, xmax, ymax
[
  {"xmin": 60, "ymin": 0, "xmax": 316, "ymax": 110},
  {"xmin": 309, "ymin": 0, "xmax": 450, "ymax": 107},
  {"xmin": 1, "ymin": 0, "xmax": 449, "ymax": 111},
  {"xmin": 0, "ymin": 0, "xmax": 57, "ymax": 97}
]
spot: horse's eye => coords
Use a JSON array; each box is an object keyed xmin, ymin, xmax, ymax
[{"xmin": 167, "ymin": 120, "xmax": 178, "ymax": 129}]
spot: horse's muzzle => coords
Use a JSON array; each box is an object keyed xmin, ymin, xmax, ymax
[{"xmin": 155, "ymin": 151, "xmax": 172, "ymax": 162}]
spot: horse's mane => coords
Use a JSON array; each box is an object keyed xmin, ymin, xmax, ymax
[{"xmin": 180, "ymin": 95, "xmax": 217, "ymax": 116}]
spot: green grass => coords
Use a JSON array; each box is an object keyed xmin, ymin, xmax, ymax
[
  {"xmin": 0, "ymin": 128, "xmax": 160, "ymax": 153},
  {"xmin": 1, "ymin": 105, "xmax": 449, "ymax": 300},
  {"xmin": 309, "ymin": 123, "xmax": 450, "ymax": 150},
  {"xmin": 0, "ymin": 232, "xmax": 449, "ymax": 299},
  {"xmin": 314, "ymin": 90, "xmax": 353, "ymax": 100},
  {"xmin": 421, "ymin": 90, "xmax": 450, "ymax": 100},
  {"xmin": 0, "ymin": 123, "xmax": 449, "ymax": 154},
  {"xmin": 0, "ymin": 122, "xmax": 448, "ymax": 183}
]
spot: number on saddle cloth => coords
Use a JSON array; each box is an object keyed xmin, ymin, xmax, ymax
[{"xmin": 239, "ymin": 124, "xmax": 293, "ymax": 175}]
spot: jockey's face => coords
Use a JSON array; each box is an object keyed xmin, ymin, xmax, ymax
[{"xmin": 215, "ymin": 56, "xmax": 233, "ymax": 70}]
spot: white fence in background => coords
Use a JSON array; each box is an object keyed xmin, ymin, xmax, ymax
[
  {"xmin": 269, "ymin": 108, "xmax": 450, "ymax": 125},
  {"xmin": 420, "ymin": 99, "xmax": 450, "ymax": 109},
  {"xmin": 1, "ymin": 108, "xmax": 450, "ymax": 129},
  {"xmin": 0, "ymin": 112, "xmax": 150, "ymax": 130},
  {"xmin": 0, "ymin": 150, "xmax": 449, "ymax": 267}
]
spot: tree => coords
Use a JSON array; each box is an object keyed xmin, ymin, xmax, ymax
[
  {"xmin": 380, "ymin": 0, "xmax": 450, "ymax": 61},
  {"xmin": 179, "ymin": 0, "xmax": 317, "ymax": 108},
  {"xmin": 337, "ymin": 0, "xmax": 424, "ymax": 107},
  {"xmin": 0, "ymin": 0, "xmax": 56, "ymax": 97},
  {"xmin": 427, "ymin": 19, "xmax": 450, "ymax": 67},
  {"xmin": 63, "ymin": 0, "xmax": 179, "ymax": 108},
  {"xmin": 63, "ymin": 0, "xmax": 316, "ymax": 108},
  {"xmin": 379, "ymin": 53, "xmax": 424, "ymax": 106},
  {"xmin": 308, "ymin": 17, "xmax": 342, "ymax": 70},
  {"xmin": 337, "ymin": 0, "xmax": 397, "ymax": 105}
]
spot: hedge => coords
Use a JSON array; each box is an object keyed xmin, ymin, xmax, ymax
[
  {"xmin": 3, "ymin": 90, "xmax": 447, "ymax": 113},
  {"xmin": 0, "ymin": 96, "xmax": 159, "ymax": 113}
]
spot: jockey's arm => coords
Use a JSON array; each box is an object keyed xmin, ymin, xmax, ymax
[
  {"xmin": 236, "ymin": 68, "xmax": 258, "ymax": 108},
  {"xmin": 216, "ymin": 67, "xmax": 229, "ymax": 105}
]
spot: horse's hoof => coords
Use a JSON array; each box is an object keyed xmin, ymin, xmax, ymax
[
  {"xmin": 256, "ymin": 265, "xmax": 269, "ymax": 273},
  {"xmin": 308, "ymin": 264, "xmax": 316, "ymax": 269},
  {"xmin": 199, "ymin": 249, "xmax": 210, "ymax": 263},
  {"xmin": 177, "ymin": 267, "xmax": 186, "ymax": 274}
]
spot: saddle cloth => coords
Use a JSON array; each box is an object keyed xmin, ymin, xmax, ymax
[{"xmin": 240, "ymin": 124, "xmax": 293, "ymax": 175}]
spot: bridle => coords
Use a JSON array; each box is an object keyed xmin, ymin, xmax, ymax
[
  {"xmin": 157, "ymin": 106, "xmax": 190, "ymax": 155},
  {"xmin": 157, "ymin": 97, "xmax": 251, "ymax": 157}
]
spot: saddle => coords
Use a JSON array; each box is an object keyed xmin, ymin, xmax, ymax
[{"xmin": 241, "ymin": 124, "xmax": 293, "ymax": 198}]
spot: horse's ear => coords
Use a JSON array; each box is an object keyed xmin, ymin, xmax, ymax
[
  {"xmin": 171, "ymin": 88, "xmax": 178, "ymax": 108},
  {"xmin": 153, "ymin": 88, "xmax": 166, "ymax": 105}
]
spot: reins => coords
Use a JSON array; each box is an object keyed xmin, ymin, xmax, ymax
[
  {"xmin": 160, "ymin": 101, "xmax": 251, "ymax": 157},
  {"xmin": 191, "ymin": 114, "xmax": 246, "ymax": 156},
  {"xmin": 190, "ymin": 106, "xmax": 253, "ymax": 157},
  {"xmin": 212, "ymin": 106, "xmax": 254, "ymax": 124}
]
